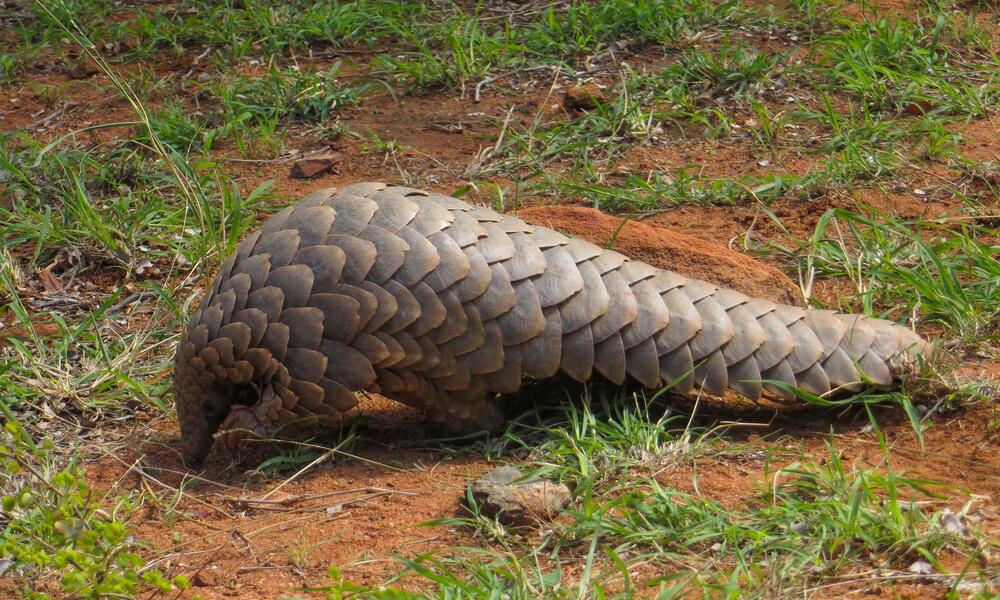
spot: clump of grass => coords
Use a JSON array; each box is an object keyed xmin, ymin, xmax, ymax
[
  {"xmin": 792, "ymin": 208, "xmax": 1000, "ymax": 341},
  {"xmin": 556, "ymin": 171, "xmax": 803, "ymax": 212},
  {"xmin": 498, "ymin": 390, "xmax": 709, "ymax": 485},
  {"xmin": 476, "ymin": 75, "xmax": 659, "ymax": 181},
  {"xmin": 583, "ymin": 441, "xmax": 967, "ymax": 593},
  {"xmin": 376, "ymin": 11, "xmax": 524, "ymax": 91},
  {"xmin": 523, "ymin": 0, "xmax": 748, "ymax": 57},
  {"xmin": 112, "ymin": 0, "xmax": 423, "ymax": 63},
  {"xmin": 0, "ymin": 53, "xmax": 19, "ymax": 84},
  {"xmin": 214, "ymin": 62, "xmax": 373, "ymax": 124},
  {"xmin": 0, "ymin": 138, "xmax": 272, "ymax": 269},
  {"xmin": 666, "ymin": 40, "xmax": 782, "ymax": 97},
  {"xmin": 814, "ymin": 15, "xmax": 1000, "ymax": 117}
]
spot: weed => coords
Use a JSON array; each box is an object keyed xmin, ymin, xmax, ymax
[
  {"xmin": 0, "ymin": 140, "xmax": 272, "ymax": 268},
  {"xmin": 0, "ymin": 418, "xmax": 189, "ymax": 598},
  {"xmin": 788, "ymin": 208, "xmax": 1000, "ymax": 339},
  {"xmin": 524, "ymin": 0, "xmax": 747, "ymax": 56},
  {"xmin": 814, "ymin": 15, "xmax": 1000, "ymax": 117},
  {"xmin": 214, "ymin": 63, "xmax": 372, "ymax": 125},
  {"xmin": 666, "ymin": 40, "xmax": 782, "ymax": 97},
  {"xmin": 377, "ymin": 12, "xmax": 523, "ymax": 91},
  {"xmin": 0, "ymin": 53, "xmax": 18, "ymax": 84}
]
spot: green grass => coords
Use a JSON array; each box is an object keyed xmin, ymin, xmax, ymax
[
  {"xmin": 0, "ymin": 138, "xmax": 273, "ymax": 267},
  {"xmin": 305, "ymin": 399, "xmax": 990, "ymax": 598},
  {"xmin": 666, "ymin": 40, "xmax": 782, "ymax": 97},
  {"xmin": 792, "ymin": 208, "xmax": 1000, "ymax": 340},
  {"xmin": 812, "ymin": 16, "xmax": 1000, "ymax": 117}
]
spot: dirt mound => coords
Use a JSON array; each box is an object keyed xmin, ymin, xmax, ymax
[{"xmin": 516, "ymin": 205, "xmax": 803, "ymax": 306}]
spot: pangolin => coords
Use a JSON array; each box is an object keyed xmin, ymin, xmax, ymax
[{"xmin": 174, "ymin": 182, "xmax": 927, "ymax": 464}]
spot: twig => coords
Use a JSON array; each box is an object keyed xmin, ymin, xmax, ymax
[
  {"xmin": 107, "ymin": 290, "xmax": 158, "ymax": 314},
  {"xmin": 231, "ymin": 486, "xmax": 419, "ymax": 507},
  {"xmin": 258, "ymin": 438, "xmax": 349, "ymax": 501}
]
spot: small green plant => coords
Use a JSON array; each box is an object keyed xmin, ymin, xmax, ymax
[
  {"xmin": 814, "ymin": 15, "xmax": 1000, "ymax": 117},
  {"xmin": 748, "ymin": 100, "xmax": 787, "ymax": 160},
  {"xmin": 377, "ymin": 12, "xmax": 521, "ymax": 90},
  {"xmin": 0, "ymin": 417, "xmax": 189, "ymax": 598},
  {"xmin": 667, "ymin": 40, "xmax": 782, "ymax": 96},
  {"xmin": 215, "ymin": 63, "xmax": 373, "ymax": 125},
  {"xmin": 0, "ymin": 53, "xmax": 18, "ymax": 84},
  {"xmin": 557, "ymin": 170, "xmax": 800, "ymax": 212}
]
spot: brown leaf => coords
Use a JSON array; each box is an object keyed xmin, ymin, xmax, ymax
[
  {"xmin": 290, "ymin": 153, "xmax": 338, "ymax": 179},
  {"xmin": 0, "ymin": 321, "xmax": 60, "ymax": 342},
  {"xmin": 563, "ymin": 84, "xmax": 606, "ymax": 112},
  {"xmin": 37, "ymin": 268, "xmax": 62, "ymax": 293},
  {"xmin": 903, "ymin": 99, "xmax": 935, "ymax": 116}
]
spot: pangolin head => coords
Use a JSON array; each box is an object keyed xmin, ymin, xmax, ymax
[{"xmin": 173, "ymin": 356, "xmax": 232, "ymax": 467}]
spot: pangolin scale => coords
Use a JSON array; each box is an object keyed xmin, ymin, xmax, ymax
[{"xmin": 174, "ymin": 182, "xmax": 927, "ymax": 464}]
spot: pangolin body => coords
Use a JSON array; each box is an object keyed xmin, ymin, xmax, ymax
[{"xmin": 174, "ymin": 182, "xmax": 927, "ymax": 464}]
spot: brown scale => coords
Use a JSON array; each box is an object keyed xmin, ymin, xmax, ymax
[{"xmin": 173, "ymin": 182, "xmax": 929, "ymax": 464}]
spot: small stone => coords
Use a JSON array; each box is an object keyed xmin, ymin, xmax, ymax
[
  {"xmin": 290, "ymin": 153, "xmax": 338, "ymax": 179},
  {"xmin": 907, "ymin": 560, "xmax": 933, "ymax": 575},
  {"xmin": 468, "ymin": 466, "xmax": 571, "ymax": 526},
  {"xmin": 192, "ymin": 569, "xmax": 220, "ymax": 587},
  {"xmin": 940, "ymin": 509, "xmax": 969, "ymax": 536},
  {"xmin": 67, "ymin": 60, "xmax": 99, "ymax": 79},
  {"xmin": 956, "ymin": 581, "xmax": 986, "ymax": 594},
  {"xmin": 562, "ymin": 84, "xmax": 606, "ymax": 112}
]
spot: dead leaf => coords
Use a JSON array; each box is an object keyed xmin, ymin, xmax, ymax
[
  {"xmin": 903, "ymin": 99, "xmax": 935, "ymax": 116},
  {"xmin": 563, "ymin": 84, "xmax": 606, "ymax": 112},
  {"xmin": 290, "ymin": 153, "xmax": 338, "ymax": 179},
  {"xmin": 37, "ymin": 268, "xmax": 62, "ymax": 293},
  {"xmin": 133, "ymin": 259, "xmax": 154, "ymax": 276}
]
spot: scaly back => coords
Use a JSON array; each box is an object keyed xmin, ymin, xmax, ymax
[{"xmin": 173, "ymin": 182, "xmax": 926, "ymax": 463}]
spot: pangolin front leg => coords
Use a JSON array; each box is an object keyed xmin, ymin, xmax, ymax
[{"xmin": 173, "ymin": 182, "xmax": 927, "ymax": 464}]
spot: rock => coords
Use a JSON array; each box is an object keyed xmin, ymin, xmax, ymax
[
  {"xmin": 563, "ymin": 84, "xmax": 606, "ymax": 112},
  {"xmin": 290, "ymin": 153, "xmax": 338, "ymax": 179},
  {"xmin": 516, "ymin": 205, "xmax": 803, "ymax": 306},
  {"xmin": 940, "ymin": 509, "xmax": 969, "ymax": 536},
  {"xmin": 66, "ymin": 60, "xmax": 99, "ymax": 80},
  {"xmin": 468, "ymin": 466, "xmax": 571, "ymax": 526},
  {"xmin": 191, "ymin": 568, "xmax": 220, "ymax": 587},
  {"xmin": 906, "ymin": 560, "xmax": 933, "ymax": 575}
]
